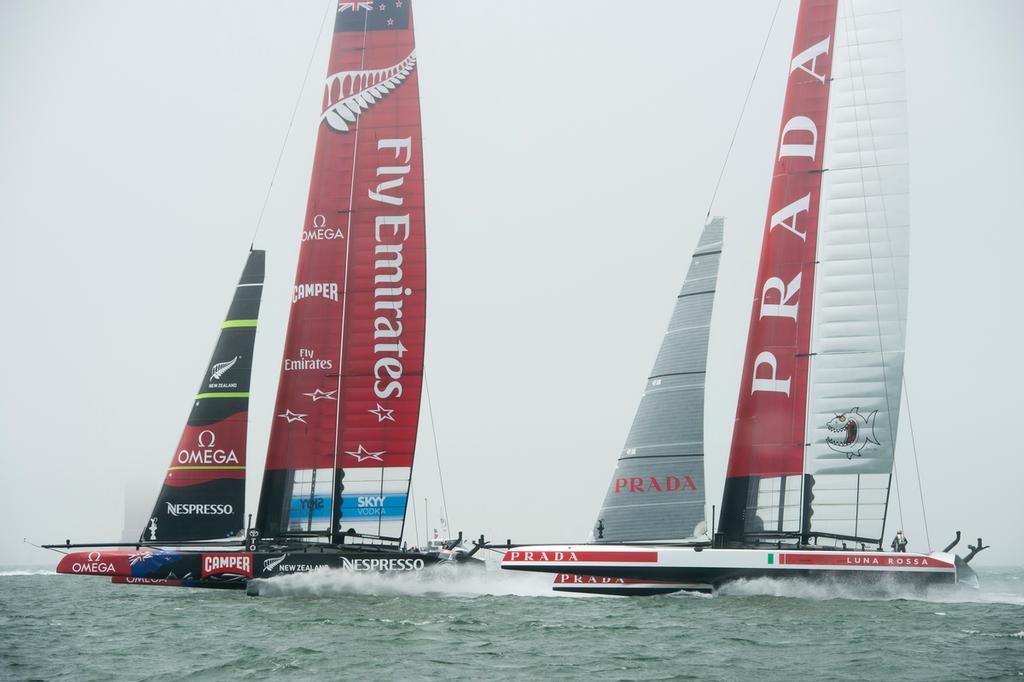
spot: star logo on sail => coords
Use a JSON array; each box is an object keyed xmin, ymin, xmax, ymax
[
  {"xmin": 344, "ymin": 445, "xmax": 385, "ymax": 463},
  {"xmin": 368, "ymin": 403, "xmax": 395, "ymax": 422},
  {"xmin": 303, "ymin": 389, "xmax": 337, "ymax": 402},
  {"xmin": 278, "ymin": 409, "xmax": 308, "ymax": 424}
]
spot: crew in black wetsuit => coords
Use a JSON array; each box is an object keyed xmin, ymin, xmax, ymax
[{"xmin": 890, "ymin": 530, "xmax": 908, "ymax": 553}]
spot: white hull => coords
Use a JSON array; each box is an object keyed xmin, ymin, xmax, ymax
[{"xmin": 502, "ymin": 545, "xmax": 973, "ymax": 594}]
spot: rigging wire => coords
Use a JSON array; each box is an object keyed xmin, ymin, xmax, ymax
[
  {"xmin": 423, "ymin": 373, "xmax": 452, "ymax": 536},
  {"xmin": 902, "ymin": 377, "xmax": 932, "ymax": 550},
  {"xmin": 705, "ymin": 0, "xmax": 783, "ymax": 219},
  {"xmin": 892, "ymin": 464, "xmax": 905, "ymax": 537},
  {"xmin": 248, "ymin": 0, "xmax": 334, "ymax": 250}
]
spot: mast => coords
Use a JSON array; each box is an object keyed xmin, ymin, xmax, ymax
[
  {"xmin": 256, "ymin": 1, "xmax": 426, "ymax": 547},
  {"xmin": 144, "ymin": 250, "xmax": 265, "ymax": 542},
  {"xmin": 594, "ymin": 218, "xmax": 723, "ymax": 544}
]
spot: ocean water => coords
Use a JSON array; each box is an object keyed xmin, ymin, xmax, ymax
[{"xmin": 0, "ymin": 563, "xmax": 1021, "ymax": 681}]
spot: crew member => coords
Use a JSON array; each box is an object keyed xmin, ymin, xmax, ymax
[{"xmin": 890, "ymin": 530, "xmax": 908, "ymax": 553}]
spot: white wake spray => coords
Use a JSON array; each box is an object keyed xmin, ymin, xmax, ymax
[
  {"xmin": 717, "ymin": 575, "xmax": 1024, "ymax": 606},
  {"xmin": 252, "ymin": 563, "xmax": 566, "ymax": 599}
]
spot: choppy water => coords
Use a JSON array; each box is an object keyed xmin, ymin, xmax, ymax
[{"xmin": 1, "ymin": 563, "xmax": 1021, "ymax": 681}]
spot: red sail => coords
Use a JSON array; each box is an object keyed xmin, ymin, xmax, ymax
[
  {"xmin": 719, "ymin": 0, "xmax": 837, "ymax": 541},
  {"xmin": 256, "ymin": 1, "xmax": 425, "ymax": 543}
]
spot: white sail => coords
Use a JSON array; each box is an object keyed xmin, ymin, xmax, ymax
[{"xmin": 802, "ymin": 0, "xmax": 908, "ymax": 538}]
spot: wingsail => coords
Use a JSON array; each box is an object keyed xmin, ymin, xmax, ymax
[
  {"xmin": 256, "ymin": 1, "xmax": 426, "ymax": 546},
  {"xmin": 720, "ymin": 0, "xmax": 909, "ymax": 547}
]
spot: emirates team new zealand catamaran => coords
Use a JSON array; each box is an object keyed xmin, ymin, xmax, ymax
[
  {"xmin": 46, "ymin": 0, "xmax": 481, "ymax": 592},
  {"xmin": 502, "ymin": 0, "xmax": 987, "ymax": 594}
]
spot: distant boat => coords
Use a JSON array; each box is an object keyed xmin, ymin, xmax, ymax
[
  {"xmin": 503, "ymin": 0, "xmax": 986, "ymax": 594},
  {"xmin": 48, "ymin": 0, "xmax": 481, "ymax": 592}
]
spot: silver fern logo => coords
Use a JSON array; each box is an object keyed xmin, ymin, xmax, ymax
[
  {"xmin": 322, "ymin": 51, "xmax": 416, "ymax": 133},
  {"xmin": 210, "ymin": 356, "xmax": 240, "ymax": 381},
  {"xmin": 263, "ymin": 554, "xmax": 287, "ymax": 574}
]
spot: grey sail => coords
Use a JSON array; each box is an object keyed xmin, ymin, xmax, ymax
[{"xmin": 594, "ymin": 218, "xmax": 723, "ymax": 543}]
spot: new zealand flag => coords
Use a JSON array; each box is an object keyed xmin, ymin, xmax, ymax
[{"xmin": 336, "ymin": 1, "xmax": 410, "ymax": 33}]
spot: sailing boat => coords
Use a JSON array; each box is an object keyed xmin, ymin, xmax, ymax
[
  {"xmin": 48, "ymin": 0, "xmax": 480, "ymax": 591},
  {"xmin": 553, "ymin": 218, "xmax": 724, "ymax": 596},
  {"xmin": 502, "ymin": 0, "xmax": 986, "ymax": 593}
]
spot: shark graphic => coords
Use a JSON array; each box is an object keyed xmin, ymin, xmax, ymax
[{"xmin": 825, "ymin": 407, "xmax": 880, "ymax": 459}]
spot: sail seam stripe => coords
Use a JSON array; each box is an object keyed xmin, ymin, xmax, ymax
[
  {"xmin": 833, "ymin": 69, "xmax": 906, "ymax": 81},
  {"xmin": 829, "ymin": 98, "xmax": 907, "ymax": 110},
  {"xmin": 649, "ymin": 371, "xmax": 705, "ymax": 379},
  {"xmin": 826, "ymin": 161, "xmax": 907, "ymax": 171},
  {"xmin": 222, "ymin": 320, "xmax": 258, "ymax": 328},
  {"xmin": 830, "ymin": 36, "xmax": 901, "ymax": 49},
  {"xmin": 602, "ymin": 502, "xmax": 696, "ymax": 510},
  {"xmin": 194, "ymin": 392, "xmax": 250, "ymax": 399},
  {"xmin": 663, "ymin": 324, "xmax": 713, "ymax": 334},
  {"xmin": 618, "ymin": 455, "xmax": 703, "ymax": 461}
]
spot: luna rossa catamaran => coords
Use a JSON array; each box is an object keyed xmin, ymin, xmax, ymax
[
  {"xmin": 48, "ymin": 0, "xmax": 481, "ymax": 591},
  {"xmin": 502, "ymin": 0, "xmax": 987, "ymax": 594}
]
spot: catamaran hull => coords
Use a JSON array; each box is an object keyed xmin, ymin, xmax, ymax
[
  {"xmin": 57, "ymin": 548, "xmax": 482, "ymax": 591},
  {"xmin": 503, "ymin": 545, "xmax": 973, "ymax": 595}
]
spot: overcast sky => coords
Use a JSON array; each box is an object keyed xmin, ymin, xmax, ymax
[{"xmin": 1, "ymin": 1, "xmax": 1021, "ymax": 567}]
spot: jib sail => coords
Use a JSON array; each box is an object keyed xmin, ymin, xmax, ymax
[
  {"xmin": 143, "ymin": 250, "xmax": 265, "ymax": 542},
  {"xmin": 593, "ymin": 218, "xmax": 723, "ymax": 543},
  {"xmin": 256, "ymin": 1, "xmax": 426, "ymax": 546},
  {"xmin": 720, "ymin": 0, "xmax": 908, "ymax": 547}
]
